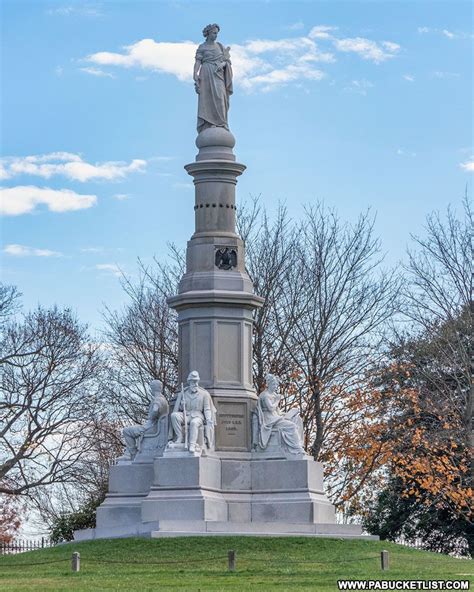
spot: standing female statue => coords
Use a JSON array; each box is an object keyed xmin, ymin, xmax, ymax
[{"xmin": 193, "ymin": 23, "xmax": 233, "ymax": 133}]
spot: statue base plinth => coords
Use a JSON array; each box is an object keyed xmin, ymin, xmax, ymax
[
  {"xmin": 163, "ymin": 442, "xmax": 211, "ymax": 458},
  {"xmin": 195, "ymin": 127, "xmax": 236, "ymax": 161},
  {"xmin": 142, "ymin": 455, "xmax": 227, "ymax": 523},
  {"xmin": 74, "ymin": 455, "xmax": 378, "ymax": 541}
]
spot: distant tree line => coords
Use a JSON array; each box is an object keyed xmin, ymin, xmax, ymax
[{"xmin": 0, "ymin": 196, "xmax": 471, "ymax": 554}]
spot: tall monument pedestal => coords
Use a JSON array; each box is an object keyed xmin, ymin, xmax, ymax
[
  {"xmin": 75, "ymin": 124, "xmax": 375, "ymax": 542},
  {"xmin": 168, "ymin": 127, "xmax": 264, "ymax": 456}
]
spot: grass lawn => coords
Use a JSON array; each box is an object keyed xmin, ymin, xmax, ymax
[{"xmin": 0, "ymin": 536, "xmax": 472, "ymax": 591}]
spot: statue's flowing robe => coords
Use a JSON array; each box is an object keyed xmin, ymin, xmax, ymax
[
  {"xmin": 256, "ymin": 391, "xmax": 304, "ymax": 454},
  {"xmin": 196, "ymin": 42, "xmax": 233, "ymax": 133}
]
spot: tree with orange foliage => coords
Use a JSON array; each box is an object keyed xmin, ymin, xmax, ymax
[{"xmin": 364, "ymin": 198, "xmax": 472, "ymax": 556}]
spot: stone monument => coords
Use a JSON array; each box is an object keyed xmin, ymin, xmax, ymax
[{"xmin": 75, "ymin": 24, "xmax": 371, "ymax": 540}]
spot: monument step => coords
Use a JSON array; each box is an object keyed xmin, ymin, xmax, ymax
[
  {"xmin": 154, "ymin": 520, "xmax": 366, "ymax": 536},
  {"xmin": 150, "ymin": 530, "xmax": 377, "ymax": 540},
  {"xmin": 74, "ymin": 521, "xmax": 377, "ymax": 541}
]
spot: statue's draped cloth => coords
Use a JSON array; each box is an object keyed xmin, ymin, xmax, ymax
[
  {"xmin": 256, "ymin": 391, "xmax": 304, "ymax": 454},
  {"xmin": 196, "ymin": 42, "xmax": 233, "ymax": 133}
]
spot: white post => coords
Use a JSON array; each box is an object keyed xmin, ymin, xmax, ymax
[
  {"xmin": 71, "ymin": 551, "xmax": 80, "ymax": 572},
  {"xmin": 228, "ymin": 550, "xmax": 236, "ymax": 572},
  {"xmin": 381, "ymin": 550, "xmax": 389, "ymax": 571}
]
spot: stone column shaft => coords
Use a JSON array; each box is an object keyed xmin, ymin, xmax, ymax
[
  {"xmin": 167, "ymin": 127, "xmax": 263, "ymax": 453},
  {"xmin": 188, "ymin": 161, "xmax": 244, "ymax": 237}
]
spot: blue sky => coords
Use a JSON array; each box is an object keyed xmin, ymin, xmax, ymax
[{"xmin": 1, "ymin": 0, "xmax": 472, "ymax": 333}]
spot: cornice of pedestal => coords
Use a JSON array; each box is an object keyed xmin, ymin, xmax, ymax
[
  {"xmin": 190, "ymin": 231, "xmax": 240, "ymax": 239},
  {"xmin": 185, "ymin": 160, "xmax": 246, "ymax": 178},
  {"xmin": 167, "ymin": 289, "xmax": 264, "ymax": 311}
]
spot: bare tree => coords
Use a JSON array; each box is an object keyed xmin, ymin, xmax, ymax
[
  {"xmin": 237, "ymin": 201, "xmax": 401, "ymax": 510},
  {"xmin": 32, "ymin": 416, "xmax": 124, "ymax": 529},
  {"xmin": 100, "ymin": 254, "xmax": 182, "ymax": 426},
  {"xmin": 282, "ymin": 205, "xmax": 400, "ymax": 460},
  {"xmin": 239, "ymin": 203, "xmax": 400, "ymax": 462},
  {"xmin": 402, "ymin": 195, "xmax": 472, "ymax": 488},
  {"xmin": 237, "ymin": 199, "xmax": 301, "ymax": 393},
  {"xmin": 405, "ymin": 196, "xmax": 472, "ymax": 326},
  {"xmin": 0, "ymin": 284, "xmax": 21, "ymax": 322},
  {"xmin": 0, "ymin": 304, "xmax": 102, "ymax": 497}
]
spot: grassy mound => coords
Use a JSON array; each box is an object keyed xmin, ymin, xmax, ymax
[{"xmin": 0, "ymin": 536, "xmax": 472, "ymax": 591}]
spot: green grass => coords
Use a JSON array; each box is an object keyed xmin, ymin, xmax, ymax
[{"xmin": 0, "ymin": 537, "xmax": 472, "ymax": 591}]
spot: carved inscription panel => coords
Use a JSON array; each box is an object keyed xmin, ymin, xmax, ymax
[{"xmin": 216, "ymin": 400, "xmax": 249, "ymax": 451}]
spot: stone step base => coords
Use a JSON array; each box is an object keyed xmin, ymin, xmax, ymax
[
  {"xmin": 74, "ymin": 522, "xmax": 160, "ymax": 541},
  {"xmin": 150, "ymin": 531, "xmax": 378, "ymax": 539},
  {"xmin": 154, "ymin": 520, "xmax": 363, "ymax": 535},
  {"xmin": 74, "ymin": 521, "xmax": 377, "ymax": 541},
  {"xmin": 149, "ymin": 521, "xmax": 377, "ymax": 539}
]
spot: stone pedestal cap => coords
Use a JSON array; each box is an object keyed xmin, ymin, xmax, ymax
[{"xmin": 196, "ymin": 128, "xmax": 236, "ymax": 162}]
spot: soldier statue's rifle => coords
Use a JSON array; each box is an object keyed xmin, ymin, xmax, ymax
[{"xmin": 181, "ymin": 382, "xmax": 188, "ymax": 449}]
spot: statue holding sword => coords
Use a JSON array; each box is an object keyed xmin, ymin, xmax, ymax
[{"xmin": 168, "ymin": 370, "xmax": 216, "ymax": 454}]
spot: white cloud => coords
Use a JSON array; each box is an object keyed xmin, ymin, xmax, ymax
[
  {"xmin": 86, "ymin": 37, "xmax": 330, "ymax": 92},
  {"xmin": 245, "ymin": 37, "xmax": 311, "ymax": 54},
  {"xmin": 28, "ymin": 152, "xmax": 82, "ymax": 163},
  {"xmin": 333, "ymin": 37, "xmax": 400, "ymax": 63},
  {"xmin": 55, "ymin": 66, "xmax": 64, "ymax": 77},
  {"xmin": 242, "ymin": 64, "xmax": 325, "ymax": 93},
  {"xmin": 418, "ymin": 26, "xmax": 469, "ymax": 39},
  {"xmin": 87, "ymin": 39, "xmax": 196, "ymax": 81},
  {"xmin": 403, "ymin": 74, "xmax": 415, "ymax": 82},
  {"xmin": 0, "ymin": 163, "xmax": 9, "ymax": 180},
  {"xmin": 0, "ymin": 186, "xmax": 97, "ymax": 216},
  {"xmin": 382, "ymin": 41, "xmax": 400, "ymax": 52},
  {"xmin": 84, "ymin": 28, "xmax": 400, "ymax": 92},
  {"xmin": 397, "ymin": 148, "xmax": 417, "ymax": 157},
  {"xmin": 243, "ymin": 37, "xmax": 335, "ymax": 65},
  {"xmin": 344, "ymin": 79, "xmax": 374, "ymax": 95},
  {"xmin": 113, "ymin": 193, "xmax": 131, "ymax": 200},
  {"xmin": 80, "ymin": 67, "xmax": 115, "ymax": 78},
  {"xmin": 1, "ymin": 152, "xmax": 146, "ymax": 182},
  {"xmin": 442, "ymin": 29, "xmax": 456, "ymax": 39},
  {"xmin": 96, "ymin": 263, "xmax": 122, "ymax": 277},
  {"xmin": 148, "ymin": 156, "xmax": 174, "ymax": 162},
  {"xmin": 3, "ymin": 244, "xmax": 62, "ymax": 257},
  {"xmin": 47, "ymin": 5, "xmax": 103, "ymax": 17},
  {"xmin": 308, "ymin": 25, "xmax": 338, "ymax": 39},
  {"xmin": 460, "ymin": 158, "xmax": 474, "ymax": 172},
  {"xmin": 286, "ymin": 22, "xmax": 305, "ymax": 31}
]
